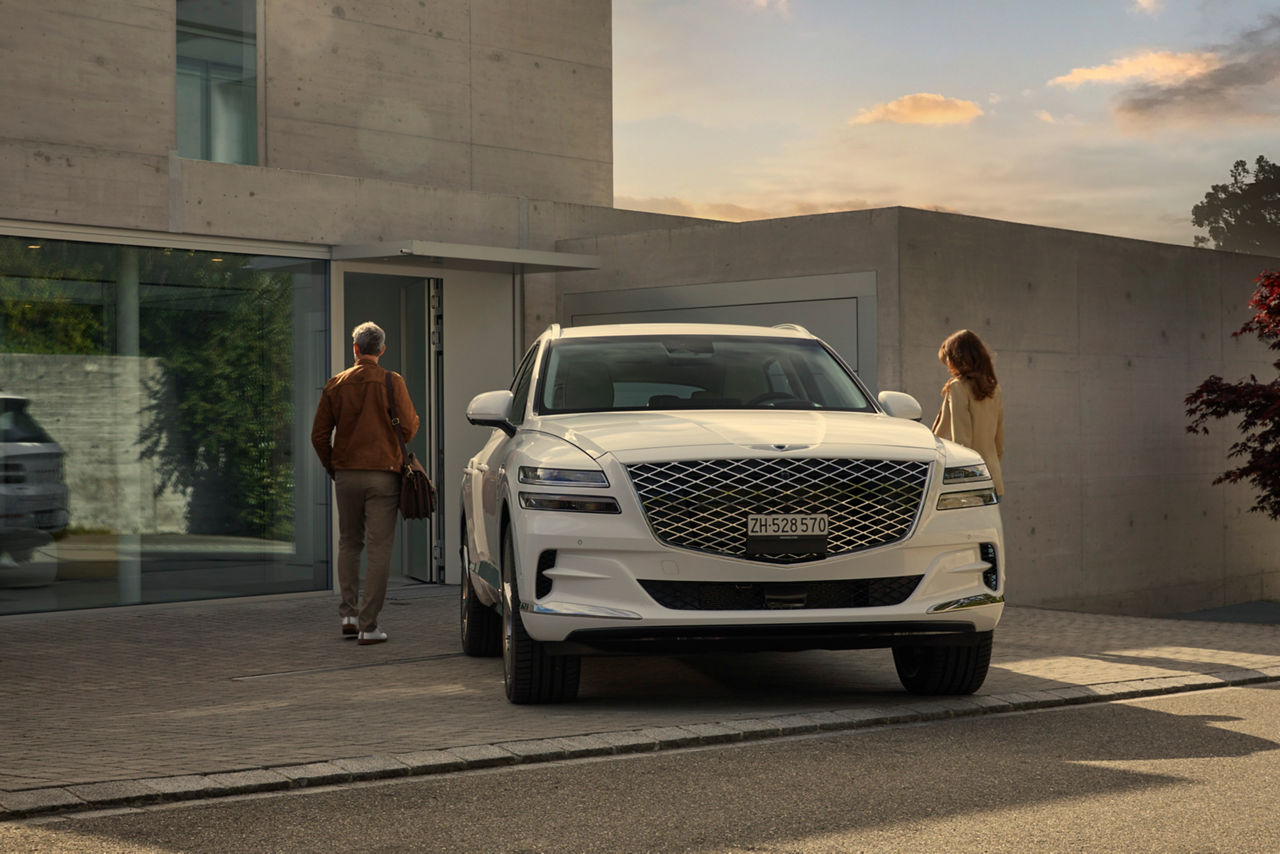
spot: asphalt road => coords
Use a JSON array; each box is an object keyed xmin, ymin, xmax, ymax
[{"xmin": 6, "ymin": 684, "xmax": 1280, "ymax": 853}]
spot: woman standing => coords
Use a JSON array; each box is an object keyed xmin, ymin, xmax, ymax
[{"xmin": 932, "ymin": 329, "xmax": 1004, "ymax": 498}]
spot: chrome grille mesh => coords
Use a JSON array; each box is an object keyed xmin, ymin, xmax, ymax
[{"xmin": 626, "ymin": 458, "xmax": 930, "ymax": 563}]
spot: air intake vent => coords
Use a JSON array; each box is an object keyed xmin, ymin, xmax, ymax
[
  {"xmin": 535, "ymin": 550, "xmax": 557, "ymax": 599},
  {"xmin": 638, "ymin": 576, "xmax": 924, "ymax": 610}
]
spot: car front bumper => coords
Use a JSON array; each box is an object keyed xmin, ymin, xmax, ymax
[{"xmin": 510, "ymin": 501, "xmax": 1004, "ymax": 650}]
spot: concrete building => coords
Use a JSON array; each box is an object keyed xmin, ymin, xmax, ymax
[
  {"xmin": 550, "ymin": 209, "xmax": 1280, "ymax": 616},
  {"xmin": 1, "ymin": 0, "xmax": 1276, "ymax": 616}
]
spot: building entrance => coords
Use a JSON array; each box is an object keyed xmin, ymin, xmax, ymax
[{"xmin": 339, "ymin": 273, "xmax": 445, "ymax": 584}]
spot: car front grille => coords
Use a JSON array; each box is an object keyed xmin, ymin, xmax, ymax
[
  {"xmin": 626, "ymin": 457, "xmax": 930, "ymax": 563},
  {"xmin": 638, "ymin": 576, "xmax": 924, "ymax": 610}
]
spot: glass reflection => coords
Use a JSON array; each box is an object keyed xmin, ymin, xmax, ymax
[{"xmin": 0, "ymin": 235, "xmax": 328, "ymax": 613}]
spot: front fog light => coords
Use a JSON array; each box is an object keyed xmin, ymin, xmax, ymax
[
  {"xmin": 937, "ymin": 487, "xmax": 998, "ymax": 510},
  {"xmin": 519, "ymin": 492, "xmax": 620, "ymax": 513}
]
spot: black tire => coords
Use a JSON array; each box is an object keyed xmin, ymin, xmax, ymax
[
  {"xmin": 459, "ymin": 526, "xmax": 501, "ymax": 657},
  {"xmin": 893, "ymin": 631, "xmax": 993, "ymax": 695},
  {"xmin": 501, "ymin": 528, "xmax": 580, "ymax": 704}
]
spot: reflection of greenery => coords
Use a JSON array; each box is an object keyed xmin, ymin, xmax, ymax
[
  {"xmin": 0, "ymin": 279, "xmax": 104, "ymax": 353},
  {"xmin": 0, "ymin": 241, "xmax": 106, "ymax": 354},
  {"xmin": 140, "ymin": 266, "xmax": 295, "ymax": 540},
  {"xmin": 1, "ymin": 237, "xmax": 296, "ymax": 540}
]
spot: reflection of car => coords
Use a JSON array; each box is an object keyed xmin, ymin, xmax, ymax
[
  {"xmin": 460, "ymin": 323, "xmax": 1004, "ymax": 704},
  {"xmin": 1, "ymin": 393, "xmax": 69, "ymax": 560}
]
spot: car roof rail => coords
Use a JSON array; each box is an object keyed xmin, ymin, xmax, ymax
[{"xmin": 772, "ymin": 323, "xmax": 811, "ymax": 336}]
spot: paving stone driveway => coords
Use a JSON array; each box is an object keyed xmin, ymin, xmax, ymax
[{"xmin": 3, "ymin": 586, "xmax": 1279, "ymax": 818}]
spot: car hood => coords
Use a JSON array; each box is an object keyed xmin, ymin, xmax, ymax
[{"xmin": 532, "ymin": 410, "xmax": 942, "ymax": 461}]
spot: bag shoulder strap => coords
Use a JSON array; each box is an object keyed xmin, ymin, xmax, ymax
[{"xmin": 385, "ymin": 372, "xmax": 411, "ymax": 471}]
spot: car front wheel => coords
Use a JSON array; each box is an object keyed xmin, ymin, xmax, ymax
[
  {"xmin": 893, "ymin": 631, "xmax": 993, "ymax": 695},
  {"xmin": 501, "ymin": 527, "xmax": 580, "ymax": 704}
]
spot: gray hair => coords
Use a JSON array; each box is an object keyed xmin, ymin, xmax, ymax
[{"xmin": 352, "ymin": 321, "xmax": 385, "ymax": 356}]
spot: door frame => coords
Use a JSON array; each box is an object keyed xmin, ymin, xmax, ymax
[{"xmin": 330, "ymin": 261, "xmax": 446, "ymax": 583}]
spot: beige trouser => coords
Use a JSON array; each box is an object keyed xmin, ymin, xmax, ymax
[{"xmin": 334, "ymin": 470, "xmax": 400, "ymax": 633}]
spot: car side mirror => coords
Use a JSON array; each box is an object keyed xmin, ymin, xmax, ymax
[
  {"xmin": 466, "ymin": 390, "xmax": 517, "ymax": 436},
  {"xmin": 877, "ymin": 390, "xmax": 923, "ymax": 421}
]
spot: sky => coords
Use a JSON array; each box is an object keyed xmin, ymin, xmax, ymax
[{"xmin": 612, "ymin": 0, "xmax": 1280, "ymax": 247}]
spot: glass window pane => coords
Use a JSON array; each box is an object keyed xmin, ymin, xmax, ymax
[
  {"xmin": 538, "ymin": 335, "xmax": 874, "ymax": 414},
  {"xmin": 176, "ymin": 1, "xmax": 257, "ymax": 165},
  {"xmin": 0, "ymin": 235, "xmax": 328, "ymax": 614},
  {"xmin": 210, "ymin": 74, "xmax": 256, "ymax": 164},
  {"xmin": 176, "ymin": 64, "xmax": 206, "ymax": 159}
]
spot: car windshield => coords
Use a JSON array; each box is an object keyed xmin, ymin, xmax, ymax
[
  {"xmin": 537, "ymin": 334, "xmax": 875, "ymax": 414},
  {"xmin": 0, "ymin": 398, "xmax": 55, "ymax": 443}
]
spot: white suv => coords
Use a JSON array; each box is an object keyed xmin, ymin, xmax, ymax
[
  {"xmin": 461, "ymin": 323, "xmax": 1003, "ymax": 704},
  {"xmin": 1, "ymin": 393, "xmax": 69, "ymax": 564}
]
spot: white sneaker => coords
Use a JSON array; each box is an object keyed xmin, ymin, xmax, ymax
[
  {"xmin": 357, "ymin": 628, "xmax": 388, "ymax": 645},
  {"xmin": 341, "ymin": 616, "xmax": 358, "ymax": 637}
]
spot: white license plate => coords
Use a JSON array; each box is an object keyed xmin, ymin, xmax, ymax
[{"xmin": 746, "ymin": 514, "xmax": 829, "ymax": 537}]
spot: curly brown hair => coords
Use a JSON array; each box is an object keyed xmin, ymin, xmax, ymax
[{"xmin": 939, "ymin": 329, "xmax": 998, "ymax": 401}]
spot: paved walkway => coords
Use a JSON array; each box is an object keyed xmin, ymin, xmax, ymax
[{"xmin": 3, "ymin": 586, "xmax": 1280, "ymax": 819}]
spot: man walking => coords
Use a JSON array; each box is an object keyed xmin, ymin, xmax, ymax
[{"xmin": 311, "ymin": 322, "xmax": 420, "ymax": 645}]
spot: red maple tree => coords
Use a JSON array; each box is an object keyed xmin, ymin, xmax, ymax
[{"xmin": 1186, "ymin": 270, "xmax": 1280, "ymax": 518}]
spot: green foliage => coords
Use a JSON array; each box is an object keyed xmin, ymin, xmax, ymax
[
  {"xmin": 140, "ymin": 267, "xmax": 296, "ymax": 540},
  {"xmin": 0, "ymin": 240, "xmax": 106, "ymax": 354},
  {"xmin": 1, "ymin": 236, "xmax": 300, "ymax": 540},
  {"xmin": 1192, "ymin": 156, "xmax": 1280, "ymax": 255},
  {"xmin": 0, "ymin": 279, "xmax": 104, "ymax": 354}
]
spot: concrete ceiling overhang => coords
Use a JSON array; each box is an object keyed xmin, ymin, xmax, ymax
[{"xmin": 332, "ymin": 240, "xmax": 600, "ymax": 274}]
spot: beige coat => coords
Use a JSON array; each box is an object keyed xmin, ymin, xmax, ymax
[{"xmin": 931, "ymin": 378, "xmax": 1004, "ymax": 496}]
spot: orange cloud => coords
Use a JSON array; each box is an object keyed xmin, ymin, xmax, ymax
[
  {"xmin": 740, "ymin": 0, "xmax": 790, "ymax": 13},
  {"xmin": 849, "ymin": 93, "xmax": 984, "ymax": 126},
  {"xmin": 613, "ymin": 196, "xmax": 886, "ymax": 222},
  {"xmin": 1049, "ymin": 50, "xmax": 1222, "ymax": 88}
]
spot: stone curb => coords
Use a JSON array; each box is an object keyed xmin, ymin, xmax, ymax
[{"xmin": 5, "ymin": 666, "xmax": 1279, "ymax": 822}]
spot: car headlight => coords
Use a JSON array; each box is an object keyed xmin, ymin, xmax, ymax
[
  {"xmin": 518, "ymin": 493, "xmax": 621, "ymax": 513},
  {"xmin": 937, "ymin": 487, "xmax": 999, "ymax": 510},
  {"xmin": 518, "ymin": 466, "xmax": 609, "ymax": 487},
  {"xmin": 943, "ymin": 463, "xmax": 990, "ymax": 484}
]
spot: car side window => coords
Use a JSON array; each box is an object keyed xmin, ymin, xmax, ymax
[{"xmin": 507, "ymin": 345, "xmax": 539, "ymax": 426}]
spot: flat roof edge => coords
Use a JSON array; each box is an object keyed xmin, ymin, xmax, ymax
[{"xmin": 333, "ymin": 240, "xmax": 600, "ymax": 271}]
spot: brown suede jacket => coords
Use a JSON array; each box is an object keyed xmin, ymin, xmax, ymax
[{"xmin": 311, "ymin": 357, "xmax": 420, "ymax": 477}]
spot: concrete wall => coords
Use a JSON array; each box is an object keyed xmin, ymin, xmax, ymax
[
  {"xmin": 264, "ymin": 0, "xmax": 612, "ymax": 203},
  {"xmin": 0, "ymin": 0, "xmax": 616, "ymax": 236},
  {"xmin": 441, "ymin": 268, "xmax": 517, "ymax": 584},
  {"xmin": 552, "ymin": 207, "xmax": 1280, "ymax": 617},
  {"xmin": 0, "ymin": 1, "xmax": 174, "ymax": 232},
  {"xmin": 554, "ymin": 208, "xmax": 905, "ymax": 384},
  {"xmin": 894, "ymin": 208, "xmax": 1280, "ymax": 616},
  {"xmin": 0, "ymin": 354, "xmax": 189, "ymax": 534}
]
